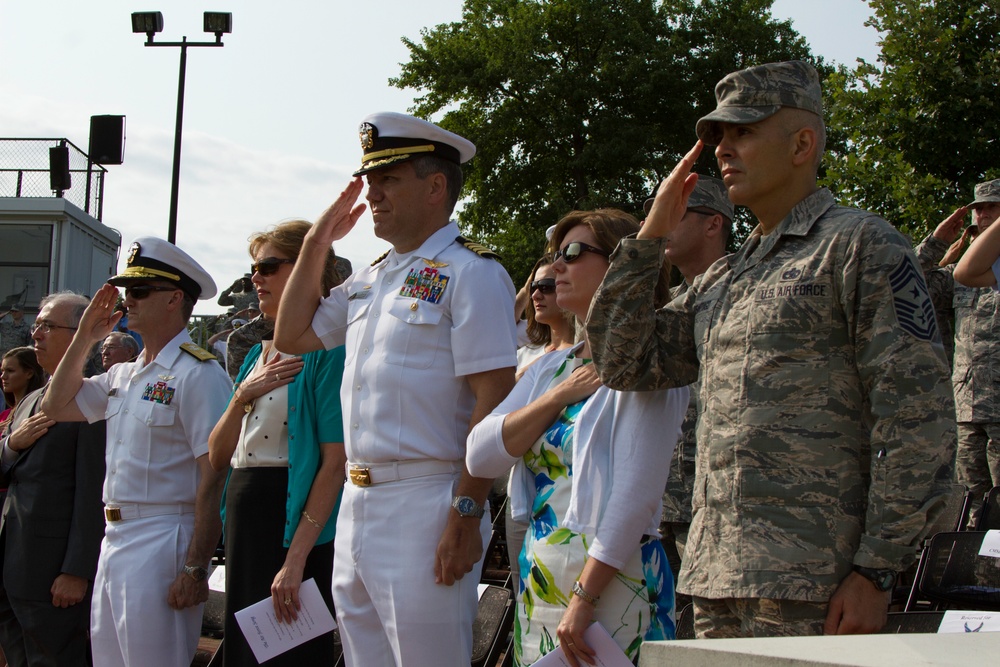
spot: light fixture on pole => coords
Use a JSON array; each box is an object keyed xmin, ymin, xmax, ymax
[{"xmin": 131, "ymin": 11, "xmax": 232, "ymax": 244}]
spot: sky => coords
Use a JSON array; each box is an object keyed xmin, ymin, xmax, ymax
[{"xmin": 0, "ymin": 0, "xmax": 881, "ymax": 315}]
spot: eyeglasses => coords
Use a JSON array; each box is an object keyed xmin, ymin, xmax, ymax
[
  {"xmin": 553, "ymin": 241, "xmax": 610, "ymax": 264},
  {"xmin": 530, "ymin": 278, "xmax": 556, "ymax": 295},
  {"xmin": 101, "ymin": 345, "xmax": 123, "ymax": 354},
  {"xmin": 251, "ymin": 257, "xmax": 295, "ymax": 276},
  {"xmin": 125, "ymin": 284, "xmax": 178, "ymax": 300},
  {"xmin": 30, "ymin": 320, "xmax": 78, "ymax": 335}
]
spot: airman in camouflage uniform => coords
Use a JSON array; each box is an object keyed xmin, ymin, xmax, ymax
[
  {"xmin": 224, "ymin": 314, "xmax": 273, "ymax": 381},
  {"xmin": 588, "ymin": 61, "xmax": 955, "ymax": 638},
  {"xmin": 647, "ymin": 176, "xmax": 733, "ymax": 586},
  {"xmin": 916, "ymin": 179, "xmax": 1000, "ymax": 521},
  {"xmin": 0, "ymin": 305, "xmax": 32, "ymax": 357}
]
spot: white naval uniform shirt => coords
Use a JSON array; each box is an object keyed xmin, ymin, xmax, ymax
[
  {"xmin": 312, "ymin": 222, "xmax": 518, "ymax": 463},
  {"xmin": 75, "ymin": 329, "xmax": 232, "ymax": 505}
]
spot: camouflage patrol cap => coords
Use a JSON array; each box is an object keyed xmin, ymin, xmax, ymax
[
  {"xmin": 643, "ymin": 175, "xmax": 734, "ymax": 220},
  {"xmin": 696, "ymin": 60, "xmax": 823, "ymax": 145},
  {"xmin": 968, "ymin": 178, "xmax": 1000, "ymax": 208}
]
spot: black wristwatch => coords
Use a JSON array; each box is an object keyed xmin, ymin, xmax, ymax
[
  {"xmin": 853, "ymin": 565, "xmax": 896, "ymax": 592},
  {"xmin": 451, "ymin": 496, "xmax": 485, "ymax": 519}
]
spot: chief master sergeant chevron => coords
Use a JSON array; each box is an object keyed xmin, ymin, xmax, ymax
[
  {"xmin": 39, "ymin": 237, "xmax": 232, "ymax": 667},
  {"xmin": 275, "ymin": 112, "xmax": 517, "ymax": 665},
  {"xmin": 587, "ymin": 61, "xmax": 955, "ymax": 638}
]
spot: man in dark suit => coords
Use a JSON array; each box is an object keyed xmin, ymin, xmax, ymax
[{"xmin": 0, "ymin": 292, "xmax": 106, "ymax": 666}]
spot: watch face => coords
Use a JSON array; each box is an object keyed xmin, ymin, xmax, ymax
[{"xmin": 457, "ymin": 498, "xmax": 475, "ymax": 514}]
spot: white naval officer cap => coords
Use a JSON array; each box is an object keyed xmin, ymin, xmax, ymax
[
  {"xmin": 353, "ymin": 112, "xmax": 476, "ymax": 177},
  {"xmin": 109, "ymin": 236, "xmax": 217, "ymax": 300}
]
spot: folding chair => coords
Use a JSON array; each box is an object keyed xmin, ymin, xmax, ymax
[
  {"xmin": 974, "ymin": 486, "xmax": 1000, "ymax": 531},
  {"xmin": 917, "ymin": 531, "xmax": 1000, "ymax": 611},
  {"xmin": 902, "ymin": 484, "xmax": 972, "ymax": 611},
  {"xmin": 675, "ymin": 603, "xmax": 696, "ymax": 640},
  {"xmin": 878, "ymin": 611, "xmax": 945, "ymax": 634}
]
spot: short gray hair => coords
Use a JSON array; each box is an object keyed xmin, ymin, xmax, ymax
[
  {"xmin": 39, "ymin": 291, "xmax": 90, "ymax": 327},
  {"xmin": 104, "ymin": 331, "xmax": 139, "ymax": 357}
]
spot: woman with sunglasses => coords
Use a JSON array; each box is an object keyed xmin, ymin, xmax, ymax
[
  {"xmin": 516, "ymin": 256, "xmax": 577, "ymax": 380},
  {"xmin": 208, "ymin": 220, "xmax": 346, "ymax": 666},
  {"xmin": 468, "ymin": 210, "xmax": 687, "ymax": 666}
]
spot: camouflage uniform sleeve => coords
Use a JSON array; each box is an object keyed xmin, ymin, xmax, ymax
[
  {"xmin": 913, "ymin": 233, "xmax": 948, "ymax": 273},
  {"xmin": 844, "ymin": 219, "xmax": 956, "ymax": 571},
  {"xmin": 588, "ymin": 237, "xmax": 699, "ymax": 391}
]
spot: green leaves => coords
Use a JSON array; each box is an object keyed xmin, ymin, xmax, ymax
[
  {"xmin": 393, "ymin": 0, "xmax": 819, "ymax": 283},
  {"xmin": 824, "ymin": 0, "xmax": 1000, "ymax": 238}
]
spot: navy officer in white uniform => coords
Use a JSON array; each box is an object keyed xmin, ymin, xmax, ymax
[
  {"xmin": 275, "ymin": 112, "xmax": 518, "ymax": 666},
  {"xmin": 40, "ymin": 237, "xmax": 232, "ymax": 667}
]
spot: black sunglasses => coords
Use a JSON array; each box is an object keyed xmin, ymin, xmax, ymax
[
  {"xmin": 252, "ymin": 257, "xmax": 295, "ymax": 276},
  {"xmin": 530, "ymin": 278, "xmax": 556, "ymax": 295},
  {"xmin": 125, "ymin": 284, "xmax": 179, "ymax": 300},
  {"xmin": 553, "ymin": 241, "xmax": 610, "ymax": 264}
]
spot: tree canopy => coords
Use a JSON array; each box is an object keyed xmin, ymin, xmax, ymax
[
  {"xmin": 823, "ymin": 0, "xmax": 1000, "ymax": 242},
  {"xmin": 393, "ymin": 0, "xmax": 819, "ymax": 283}
]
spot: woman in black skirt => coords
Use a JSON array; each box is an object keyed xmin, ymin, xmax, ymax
[{"xmin": 209, "ymin": 220, "xmax": 346, "ymax": 665}]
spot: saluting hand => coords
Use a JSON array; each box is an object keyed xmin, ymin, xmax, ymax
[
  {"xmin": 78, "ymin": 284, "xmax": 123, "ymax": 344},
  {"xmin": 639, "ymin": 141, "xmax": 704, "ymax": 241},
  {"xmin": 932, "ymin": 207, "xmax": 969, "ymax": 243},
  {"xmin": 309, "ymin": 178, "xmax": 368, "ymax": 247}
]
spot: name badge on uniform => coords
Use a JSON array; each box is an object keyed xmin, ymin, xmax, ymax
[
  {"xmin": 399, "ymin": 267, "xmax": 449, "ymax": 304},
  {"xmin": 142, "ymin": 381, "xmax": 175, "ymax": 406},
  {"xmin": 349, "ymin": 286, "xmax": 373, "ymax": 301}
]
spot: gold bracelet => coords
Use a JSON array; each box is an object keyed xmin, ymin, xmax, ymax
[
  {"xmin": 232, "ymin": 385, "xmax": 254, "ymax": 414},
  {"xmin": 301, "ymin": 509, "xmax": 324, "ymax": 530},
  {"xmin": 572, "ymin": 580, "xmax": 599, "ymax": 606}
]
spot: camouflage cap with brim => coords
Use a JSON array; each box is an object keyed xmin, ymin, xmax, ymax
[
  {"xmin": 644, "ymin": 175, "xmax": 734, "ymax": 220},
  {"xmin": 696, "ymin": 60, "xmax": 823, "ymax": 145},
  {"xmin": 968, "ymin": 178, "xmax": 1000, "ymax": 208}
]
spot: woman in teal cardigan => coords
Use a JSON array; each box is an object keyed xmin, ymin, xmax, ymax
[{"xmin": 209, "ymin": 220, "xmax": 346, "ymax": 666}]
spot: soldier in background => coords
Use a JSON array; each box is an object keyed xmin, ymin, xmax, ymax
[
  {"xmin": 646, "ymin": 176, "xmax": 732, "ymax": 601},
  {"xmin": 917, "ymin": 179, "xmax": 1000, "ymax": 521},
  {"xmin": 588, "ymin": 61, "xmax": 955, "ymax": 638}
]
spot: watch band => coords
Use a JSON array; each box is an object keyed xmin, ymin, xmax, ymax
[
  {"xmin": 183, "ymin": 565, "xmax": 208, "ymax": 582},
  {"xmin": 451, "ymin": 495, "xmax": 485, "ymax": 518},
  {"xmin": 853, "ymin": 565, "xmax": 896, "ymax": 592}
]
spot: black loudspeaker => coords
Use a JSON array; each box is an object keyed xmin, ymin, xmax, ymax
[
  {"xmin": 49, "ymin": 145, "xmax": 72, "ymax": 191},
  {"xmin": 89, "ymin": 115, "xmax": 126, "ymax": 165}
]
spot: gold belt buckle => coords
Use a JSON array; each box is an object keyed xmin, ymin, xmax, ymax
[
  {"xmin": 349, "ymin": 467, "xmax": 372, "ymax": 487},
  {"xmin": 105, "ymin": 507, "xmax": 122, "ymax": 522}
]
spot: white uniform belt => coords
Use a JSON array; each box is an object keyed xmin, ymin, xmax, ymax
[
  {"xmin": 104, "ymin": 503, "xmax": 196, "ymax": 522},
  {"xmin": 346, "ymin": 459, "xmax": 462, "ymax": 487}
]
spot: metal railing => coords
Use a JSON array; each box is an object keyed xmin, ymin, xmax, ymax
[{"xmin": 0, "ymin": 138, "xmax": 108, "ymax": 220}]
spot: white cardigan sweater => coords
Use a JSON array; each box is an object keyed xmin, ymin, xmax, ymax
[{"xmin": 467, "ymin": 344, "xmax": 687, "ymax": 569}]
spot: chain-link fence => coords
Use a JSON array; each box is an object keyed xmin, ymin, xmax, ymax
[{"xmin": 0, "ymin": 138, "xmax": 107, "ymax": 220}]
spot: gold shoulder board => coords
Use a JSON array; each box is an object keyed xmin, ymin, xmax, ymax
[
  {"xmin": 456, "ymin": 236, "xmax": 500, "ymax": 260},
  {"xmin": 180, "ymin": 342, "xmax": 217, "ymax": 362},
  {"xmin": 370, "ymin": 250, "xmax": 390, "ymax": 266}
]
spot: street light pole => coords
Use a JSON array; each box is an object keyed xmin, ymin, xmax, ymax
[
  {"xmin": 131, "ymin": 12, "xmax": 232, "ymax": 245},
  {"xmin": 168, "ymin": 37, "xmax": 189, "ymax": 245}
]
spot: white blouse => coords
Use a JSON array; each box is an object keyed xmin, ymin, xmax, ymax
[{"xmin": 231, "ymin": 346, "xmax": 290, "ymax": 469}]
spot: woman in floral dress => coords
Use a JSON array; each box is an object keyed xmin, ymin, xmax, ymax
[{"xmin": 468, "ymin": 210, "xmax": 687, "ymax": 666}]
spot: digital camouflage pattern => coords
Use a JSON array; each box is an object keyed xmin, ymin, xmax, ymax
[
  {"xmin": 661, "ymin": 282, "xmax": 697, "ymax": 526},
  {"xmin": 915, "ymin": 232, "xmax": 1000, "ymax": 514},
  {"xmin": 224, "ymin": 314, "xmax": 273, "ymax": 381},
  {"xmin": 0, "ymin": 315, "xmax": 32, "ymax": 356},
  {"xmin": 588, "ymin": 188, "xmax": 956, "ymax": 601},
  {"xmin": 968, "ymin": 178, "xmax": 1000, "ymax": 208},
  {"xmin": 914, "ymin": 235, "xmax": 956, "ymax": 367},
  {"xmin": 914, "ymin": 234, "xmax": 1000, "ymax": 422},
  {"xmin": 696, "ymin": 60, "xmax": 823, "ymax": 145}
]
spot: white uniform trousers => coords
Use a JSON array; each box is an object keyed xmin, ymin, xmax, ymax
[
  {"xmin": 90, "ymin": 513, "xmax": 203, "ymax": 667},
  {"xmin": 333, "ymin": 471, "xmax": 490, "ymax": 667}
]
